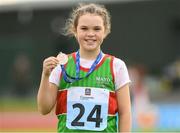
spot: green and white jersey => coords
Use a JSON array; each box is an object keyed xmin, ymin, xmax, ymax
[{"xmin": 49, "ymin": 52, "xmax": 131, "ymax": 132}]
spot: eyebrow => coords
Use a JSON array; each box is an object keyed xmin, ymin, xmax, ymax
[{"xmin": 79, "ymin": 25, "xmax": 102, "ymax": 28}]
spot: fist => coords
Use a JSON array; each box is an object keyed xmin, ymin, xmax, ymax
[{"xmin": 42, "ymin": 56, "xmax": 59, "ymax": 76}]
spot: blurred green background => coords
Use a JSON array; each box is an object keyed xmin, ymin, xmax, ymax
[{"xmin": 0, "ymin": 0, "xmax": 180, "ymax": 132}]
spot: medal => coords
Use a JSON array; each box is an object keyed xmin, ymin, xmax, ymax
[
  {"xmin": 57, "ymin": 52, "xmax": 68, "ymax": 65},
  {"xmin": 61, "ymin": 50, "xmax": 103, "ymax": 83}
]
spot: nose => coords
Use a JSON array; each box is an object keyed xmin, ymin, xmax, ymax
[{"xmin": 87, "ymin": 30, "xmax": 95, "ymax": 37}]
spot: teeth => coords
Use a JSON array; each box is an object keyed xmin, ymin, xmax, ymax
[{"xmin": 86, "ymin": 40, "xmax": 95, "ymax": 42}]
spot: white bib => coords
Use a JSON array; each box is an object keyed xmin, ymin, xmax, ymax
[{"xmin": 66, "ymin": 87, "xmax": 109, "ymax": 131}]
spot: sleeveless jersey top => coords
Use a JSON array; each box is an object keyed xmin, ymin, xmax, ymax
[{"xmin": 56, "ymin": 52, "xmax": 118, "ymax": 132}]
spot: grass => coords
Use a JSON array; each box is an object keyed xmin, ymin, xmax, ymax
[{"xmin": 0, "ymin": 97, "xmax": 37, "ymax": 112}]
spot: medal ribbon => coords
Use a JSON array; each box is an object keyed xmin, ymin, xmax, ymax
[{"xmin": 61, "ymin": 50, "xmax": 102, "ymax": 83}]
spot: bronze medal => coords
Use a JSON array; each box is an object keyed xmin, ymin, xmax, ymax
[{"xmin": 57, "ymin": 52, "xmax": 68, "ymax": 65}]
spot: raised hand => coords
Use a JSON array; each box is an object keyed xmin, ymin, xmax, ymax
[{"xmin": 42, "ymin": 56, "xmax": 59, "ymax": 76}]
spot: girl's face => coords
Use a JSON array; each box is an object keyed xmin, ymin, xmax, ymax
[{"xmin": 75, "ymin": 13, "xmax": 106, "ymax": 52}]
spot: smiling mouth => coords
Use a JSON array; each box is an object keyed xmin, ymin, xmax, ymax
[{"xmin": 85, "ymin": 39, "xmax": 96, "ymax": 43}]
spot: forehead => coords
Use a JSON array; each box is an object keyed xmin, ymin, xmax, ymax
[{"xmin": 77, "ymin": 13, "xmax": 104, "ymax": 27}]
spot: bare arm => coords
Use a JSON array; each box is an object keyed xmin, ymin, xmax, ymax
[
  {"xmin": 116, "ymin": 84, "xmax": 132, "ymax": 132},
  {"xmin": 37, "ymin": 56, "xmax": 59, "ymax": 115}
]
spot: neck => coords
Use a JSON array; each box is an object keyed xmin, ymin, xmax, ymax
[{"xmin": 79, "ymin": 49, "xmax": 101, "ymax": 60}]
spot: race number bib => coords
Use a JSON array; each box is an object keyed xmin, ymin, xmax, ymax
[{"xmin": 66, "ymin": 87, "xmax": 109, "ymax": 131}]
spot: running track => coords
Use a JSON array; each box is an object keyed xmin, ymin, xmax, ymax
[{"xmin": 0, "ymin": 112, "xmax": 57, "ymax": 131}]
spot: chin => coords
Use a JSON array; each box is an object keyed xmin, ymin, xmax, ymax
[
  {"xmin": 80, "ymin": 42, "xmax": 100, "ymax": 52},
  {"xmin": 85, "ymin": 46, "xmax": 98, "ymax": 51},
  {"xmin": 84, "ymin": 49, "xmax": 95, "ymax": 52}
]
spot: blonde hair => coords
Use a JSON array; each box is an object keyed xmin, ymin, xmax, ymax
[{"xmin": 63, "ymin": 3, "xmax": 111, "ymax": 37}]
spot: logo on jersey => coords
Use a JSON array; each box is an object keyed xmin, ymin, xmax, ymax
[
  {"xmin": 96, "ymin": 76, "xmax": 111, "ymax": 83},
  {"xmin": 80, "ymin": 88, "xmax": 93, "ymax": 100},
  {"xmin": 85, "ymin": 88, "xmax": 91, "ymax": 95},
  {"xmin": 96, "ymin": 76, "xmax": 111, "ymax": 88}
]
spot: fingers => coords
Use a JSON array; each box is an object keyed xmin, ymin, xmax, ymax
[
  {"xmin": 44, "ymin": 58, "xmax": 58, "ymax": 66},
  {"xmin": 42, "ymin": 56, "xmax": 59, "ymax": 76}
]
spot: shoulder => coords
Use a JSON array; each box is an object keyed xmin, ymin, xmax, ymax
[
  {"xmin": 111, "ymin": 57, "xmax": 131, "ymax": 90},
  {"xmin": 105, "ymin": 54, "xmax": 126, "ymax": 67},
  {"xmin": 114, "ymin": 56, "xmax": 126, "ymax": 65},
  {"xmin": 103, "ymin": 53, "xmax": 127, "ymax": 68},
  {"xmin": 113, "ymin": 57, "xmax": 128, "ymax": 78},
  {"xmin": 114, "ymin": 57, "xmax": 127, "ymax": 69}
]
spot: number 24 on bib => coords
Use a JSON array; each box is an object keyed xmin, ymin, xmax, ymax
[{"xmin": 66, "ymin": 87, "xmax": 109, "ymax": 131}]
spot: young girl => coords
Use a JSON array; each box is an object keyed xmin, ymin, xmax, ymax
[{"xmin": 37, "ymin": 3, "xmax": 131, "ymax": 132}]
